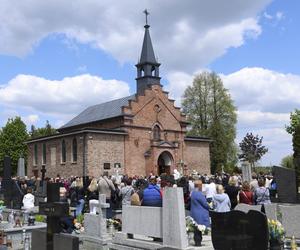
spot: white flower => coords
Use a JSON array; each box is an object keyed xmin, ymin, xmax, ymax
[{"xmin": 197, "ymin": 225, "xmax": 206, "ymax": 232}]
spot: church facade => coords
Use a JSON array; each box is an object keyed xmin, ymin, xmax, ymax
[{"xmin": 26, "ymin": 22, "xmax": 211, "ymax": 178}]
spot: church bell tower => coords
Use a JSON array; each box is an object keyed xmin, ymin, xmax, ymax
[{"xmin": 136, "ymin": 10, "xmax": 161, "ymax": 95}]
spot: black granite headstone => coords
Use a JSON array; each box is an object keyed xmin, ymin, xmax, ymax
[
  {"xmin": 1, "ymin": 156, "xmax": 24, "ymax": 209},
  {"xmin": 210, "ymin": 210, "xmax": 268, "ymax": 250},
  {"xmin": 273, "ymin": 166, "xmax": 297, "ymax": 203},
  {"xmin": 38, "ymin": 183, "xmax": 69, "ymax": 250}
]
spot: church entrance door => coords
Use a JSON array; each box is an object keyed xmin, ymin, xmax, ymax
[{"xmin": 157, "ymin": 151, "xmax": 173, "ymax": 175}]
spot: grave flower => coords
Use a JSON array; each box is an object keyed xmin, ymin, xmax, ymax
[{"xmin": 268, "ymin": 219, "xmax": 285, "ymax": 246}]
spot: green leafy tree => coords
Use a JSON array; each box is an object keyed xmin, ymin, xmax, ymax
[
  {"xmin": 238, "ymin": 133, "xmax": 268, "ymax": 170},
  {"xmin": 0, "ymin": 117, "xmax": 29, "ymax": 174},
  {"xmin": 182, "ymin": 72, "xmax": 237, "ymax": 173},
  {"xmin": 30, "ymin": 120, "xmax": 57, "ymax": 138},
  {"xmin": 286, "ymin": 109, "xmax": 300, "ymax": 187},
  {"xmin": 280, "ymin": 154, "xmax": 295, "ymax": 169}
]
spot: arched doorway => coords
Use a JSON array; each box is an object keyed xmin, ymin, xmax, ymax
[{"xmin": 158, "ymin": 151, "xmax": 173, "ymax": 175}]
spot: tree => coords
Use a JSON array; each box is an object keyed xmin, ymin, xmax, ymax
[
  {"xmin": 30, "ymin": 120, "xmax": 57, "ymax": 138},
  {"xmin": 182, "ymin": 71, "xmax": 237, "ymax": 173},
  {"xmin": 280, "ymin": 154, "xmax": 295, "ymax": 169},
  {"xmin": 0, "ymin": 117, "xmax": 29, "ymax": 175},
  {"xmin": 286, "ymin": 109, "xmax": 300, "ymax": 188},
  {"xmin": 238, "ymin": 133, "xmax": 268, "ymax": 170}
]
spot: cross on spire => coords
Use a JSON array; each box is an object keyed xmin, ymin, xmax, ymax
[{"xmin": 143, "ymin": 9, "xmax": 149, "ymax": 25}]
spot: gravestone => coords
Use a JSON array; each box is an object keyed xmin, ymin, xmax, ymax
[
  {"xmin": 53, "ymin": 233, "xmax": 79, "ymax": 250},
  {"xmin": 17, "ymin": 157, "xmax": 25, "ymax": 177},
  {"xmin": 234, "ymin": 203, "xmax": 262, "ymax": 213},
  {"xmin": 163, "ymin": 188, "xmax": 188, "ymax": 249},
  {"xmin": 279, "ymin": 204, "xmax": 300, "ymax": 238},
  {"xmin": 241, "ymin": 162, "xmax": 251, "ymax": 183},
  {"xmin": 110, "ymin": 187, "xmax": 190, "ymax": 250},
  {"xmin": 1, "ymin": 156, "xmax": 24, "ymax": 209},
  {"xmin": 264, "ymin": 203, "xmax": 277, "ymax": 221},
  {"xmin": 34, "ymin": 183, "xmax": 70, "ymax": 250},
  {"xmin": 273, "ymin": 166, "xmax": 297, "ymax": 203},
  {"xmin": 210, "ymin": 210, "xmax": 269, "ymax": 250},
  {"xmin": 81, "ymin": 194, "xmax": 110, "ymax": 249}
]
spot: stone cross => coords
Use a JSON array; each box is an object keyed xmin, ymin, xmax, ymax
[{"xmin": 84, "ymin": 194, "xmax": 110, "ymax": 243}]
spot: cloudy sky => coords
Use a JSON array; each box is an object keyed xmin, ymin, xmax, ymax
[{"xmin": 0, "ymin": 0, "xmax": 299, "ymax": 166}]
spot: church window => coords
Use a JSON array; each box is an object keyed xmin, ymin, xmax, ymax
[
  {"xmin": 34, "ymin": 144, "xmax": 38, "ymax": 166},
  {"xmin": 153, "ymin": 125, "xmax": 161, "ymax": 141},
  {"xmin": 61, "ymin": 140, "xmax": 66, "ymax": 163},
  {"xmin": 72, "ymin": 138, "xmax": 77, "ymax": 163},
  {"xmin": 42, "ymin": 143, "xmax": 46, "ymax": 165}
]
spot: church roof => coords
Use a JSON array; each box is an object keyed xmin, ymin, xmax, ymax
[
  {"xmin": 139, "ymin": 24, "xmax": 158, "ymax": 65},
  {"xmin": 60, "ymin": 95, "xmax": 135, "ymax": 130}
]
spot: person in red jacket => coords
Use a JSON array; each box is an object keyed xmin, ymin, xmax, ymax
[{"xmin": 239, "ymin": 181, "xmax": 254, "ymax": 205}]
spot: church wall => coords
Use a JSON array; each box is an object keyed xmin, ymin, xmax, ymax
[
  {"xmin": 184, "ymin": 140, "xmax": 211, "ymax": 175},
  {"xmin": 27, "ymin": 135, "xmax": 84, "ymax": 178},
  {"xmin": 86, "ymin": 133, "xmax": 125, "ymax": 177}
]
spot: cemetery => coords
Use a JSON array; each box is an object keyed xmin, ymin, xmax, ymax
[{"xmin": 0, "ymin": 4, "xmax": 300, "ymax": 250}]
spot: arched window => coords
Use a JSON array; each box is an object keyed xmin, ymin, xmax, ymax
[
  {"xmin": 42, "ymin": 143, "xmax": 46, "ymax": 165},
  {"xmin": 72, "ymin": 138, "xmax": 77, "ymax": 162},
  {"xmin": 61, "ymin": 140, "xmax": 66, "ymax": 163},
  {"xmin": 153, "ymin": 125, "xmax": 161, "ymax": 141},
  {"xmin": 34, "ymin": 144, "xmax": 38, "ymax": 166}
]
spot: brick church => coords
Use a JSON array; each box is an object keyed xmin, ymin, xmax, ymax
[{"xmin": 26, "ymin": 20, "xmax": 211, "ymax": 178}]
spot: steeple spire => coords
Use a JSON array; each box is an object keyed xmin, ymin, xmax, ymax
[{"xmin": 136, "ymin": 9, "xmax": 161, "ymax": 95}]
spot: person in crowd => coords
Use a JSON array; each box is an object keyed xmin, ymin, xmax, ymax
[
  {"xmin": 142, "ymin": 176, "xmax": 162, "ymax": 207},
  {"xmin": 22, "ymin": 187, "xmax": 35, "ymax": 210},
  {"xmin": 120, "ymin": 178, "xmax": 134, "ymax": 207},
  {"xmin": 188, "ymin": 176, "xmax": 195, "ymax": 193},
  {"xmin": 239, "ymin": 181, "xmax": 254, "ymax": 205},
  {"xmin": 254, "ymin": 178, "xmax": 271, "ymax": 205},
  {"xmin": 87, "ymin": 178, "xmax": 98, "ymax": 201},
  {"xmin": 250, "ymin": 173, "xmax": 259, "ymax": 192},
  {"xmin": 74, "ymin": 177, "xmax": 85, "ymax": 216},
  {"xmin": 225, "ymin": 176, "xmax": 240, "ymax": 209},
  {"xmin": 190, "ymin": 180, "xmax": 210, "ymax": 228},
  {"xmin": 205, "ymin": 178, "xmax": 216, "ymax": 204},
  {"xmin": 213, "ymin": 184, "xmax": 231, "ymax": 212},
  {"xmin": 98, "ymin": 172, "xmax": 115, "ymax": 218},
  {"xmin": 87, "ymin": 178, "xmax": 99, "ymax": 214}
]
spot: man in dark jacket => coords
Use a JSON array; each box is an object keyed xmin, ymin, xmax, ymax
[{"xmin": 142, "ymin": 176, "xmax": 162, "ymax": 207}]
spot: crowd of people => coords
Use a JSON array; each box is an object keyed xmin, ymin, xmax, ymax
[{"xmin": 0, "ymin": 170, "xmax": 277, "ymax": 232}]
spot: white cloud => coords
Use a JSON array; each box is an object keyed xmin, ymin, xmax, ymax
[
  {"xmin": 263, "ymin": 12, "xmax": 273, "ymax": 20},
  {"xmin": 0, "ymin": 74, "xmax": 130, "ymax": 117},
  {"xmin": 0, "ymin": 0, "xmax": 271, "ymax": 73},
  {"xmin": 23, "ymin": 114, "xmax": 39, "ymax": 124},
  {"xmin": 276, "ymin": 11, "xmax": 284, "ymax": 21}
]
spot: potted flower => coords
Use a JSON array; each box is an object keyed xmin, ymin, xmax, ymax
[
  {"xmin": 186, "ymin": 216, "xmax": 207, "ymax": 246},
  {"xmin": 268, "ymin": 219, "xmax": 285, "ymax": 250}
]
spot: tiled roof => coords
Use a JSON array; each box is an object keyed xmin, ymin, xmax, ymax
[{"xmin": 60, "ymin": 95, "xmax": 135, "ymax": 129}]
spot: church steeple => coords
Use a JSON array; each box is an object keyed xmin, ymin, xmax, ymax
[{"xmin": 136, "ymin": 9, "xmax": 161, "ymax": 95}]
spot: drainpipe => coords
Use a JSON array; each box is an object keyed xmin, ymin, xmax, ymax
[{"xmin": 82, "ymin": 133, "xmax": 87, "ymax": 178}]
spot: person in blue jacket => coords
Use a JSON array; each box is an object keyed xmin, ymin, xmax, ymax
[
  {"xmin": 142, "ymin": 176, "xmax": 162, "ymax": 207},
  {"xmin": 190, "ymin": 180, "xmax": 210, "ymax": 228}
]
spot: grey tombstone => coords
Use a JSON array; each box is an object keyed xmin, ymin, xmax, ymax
[
  {"xmin": 17, "ymin": 157, "xmax": 25, "ymax": 177},
  {"xmin": 241, "ymin": 161, "xmax": 251, "ymax": 183},
  {"xmin": 31, "ymin": 229, "xmax": 47, "ymax": 250},
  {"xmin": 163, "ymin": 187, "xmax": 188, "ymax": 249},
  {"xmin": 264, "ymin": 203, "xmax": 277, "ymax": 221},
  {"xmin": 81, "ymin": 194, "xmax": 110, "ymax": 249},
  {"xmin": 279, "ymin": 204, "xmax": 300, "ymax": 238},
  {"xmin": 53, "ymin": 233, "xmax": 79, "ymax": 250}
]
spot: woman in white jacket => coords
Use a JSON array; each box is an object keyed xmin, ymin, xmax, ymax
[
  {"xmin": 213, "ymin": 185, "xmax": 231, "ymax": 212},
  {"xmin": 22, "ymin": 187, "xmax": 35, "ymax": 210}
]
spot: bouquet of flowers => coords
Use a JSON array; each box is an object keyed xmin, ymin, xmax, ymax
[
  {"xmin": 268, "ymin": 219, "xmax": 285, "ymax": 243},
  {"xmin": 107, "ymin": 218, "xmax": 122, "ymax": 231},
  {"xmin": 185, "ymin": 216, "xmax": 207, "ymax": 233}
]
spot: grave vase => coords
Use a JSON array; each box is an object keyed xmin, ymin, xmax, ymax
[
  {"xmin": 269, "ymin": 239, "xmax": 284, "ymax": 250},
  {"xmin": 193, "ymin": 230, "xmax": 202, "ymax": 246},
  {"xmin": 187, "ymin": 232, "xmax": 194, "ymax": 245}
]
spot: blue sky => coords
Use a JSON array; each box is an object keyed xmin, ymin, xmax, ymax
[{"xmin": 0, "ymin": 0, "xmax": 299, "ymax": 166}]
